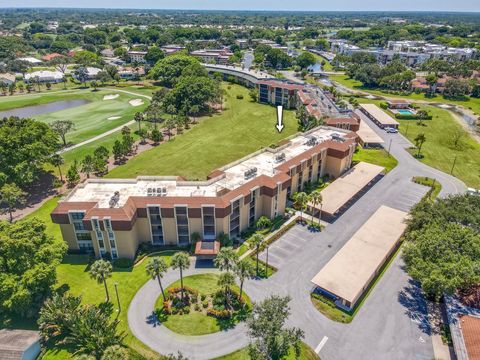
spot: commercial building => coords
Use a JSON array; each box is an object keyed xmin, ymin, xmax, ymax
[
  {"xmin": 51, "ymin": 127, "xmax": 356, "ymax": 260},
  {"xmin": 359, "ymin": 104, "xmax": 399, "ymax": 129},
  {"xmin": 311, "ymin": 205, "xmax": 407, "ymax": 310}
]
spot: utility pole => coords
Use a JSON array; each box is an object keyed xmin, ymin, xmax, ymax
[
  {"xmin": 450, "ymin": 155, "xmax": 458, "ymax": 175},
  {"xmin": 405, "ymin": 123, "xmax": 409, "ymax": 137},
  {"xmin": 387, "ymin": 139, "xmax": 392, "ymax": 157}
]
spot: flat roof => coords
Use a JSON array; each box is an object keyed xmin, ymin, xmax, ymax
[
  {"xmin": 460, "ymin": 315, "xmax": 480, "ymax": 360},
  {"xmin": 359, "ymin": 104, "xmax": 399, "ymax": 126},
  {"xmin": 311, "ymin": 205, "xmax": 408, "ymax": 305},
  {"xmin": 314, "ymin": 162, "xmax": 384, "ymax": 215},
  {"xmin": 0, "ymin": 329, "xmax": 39, "ymax": 352},
  {"xmin": 66, "ymin": 127, "xmax": 349, "ymax": 208},
  {"xmin": 356, "ymin": 120, "xmax": 385, "ymax": 145}
]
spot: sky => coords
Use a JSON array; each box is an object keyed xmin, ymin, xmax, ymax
[{"xmin": 2, "ymin": 0, "xmax": 479, "ymax": 13}]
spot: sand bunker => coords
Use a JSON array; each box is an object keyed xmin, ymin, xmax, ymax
[
  {"xmin": 103, "ymin": 94, "xmax": 119, "ymax": 100},
  {"xmin": 129, "ymin": 99, "xmax": 144, "ymax": 107},
  {"xmin": 107, "ymin": 116, "xmax": 121, "ymax": 120},
  {"xmin": 438, "ymin": 104, "xmax": 453, "ymax": 109}
]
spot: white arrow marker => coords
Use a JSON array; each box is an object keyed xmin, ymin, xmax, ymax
[{"xmin": 276, "ymin": 105, "xmax": 284, "ymax": 133}]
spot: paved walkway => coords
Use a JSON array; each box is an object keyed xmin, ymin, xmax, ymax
[{"xmin": 128, "ymin": 113, "xmax": 465, "ymax": 360}]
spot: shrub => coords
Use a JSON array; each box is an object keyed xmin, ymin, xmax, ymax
[
  {"xmin": 380, "ymin": 102, "xmax": 388, "ymax": 110},
  {"xmin": 395, "ymin": 113, "xmax": 432, "ymax": 120},
  {"xmin": 183, "ymin": 306, "xmax": 190, "ymax": 314},
  {"xmin": 113, "ymin": 258, "xmax": 133, "ymax": 268},
  {"xmin": 194, "ymin": 304, "xmax": 201, "ymax": 311},
  {"xmin": 236, "ymin": 94, "xmax": 244, "ymax": 100},
  {"xmin": 207, "ymin": 308, "xmax": 233, "ymax": 319},
  {"xmin": 200, "ymin": 294, "xmax": 206, "ymax": 301},
  {"xmin": 202, "ymin": 300, "xmax": 209, "ymax": 308}
]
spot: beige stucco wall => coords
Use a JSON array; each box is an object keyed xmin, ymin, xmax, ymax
[
  {"xmin": 60, "ymin": 224, "xmax": 79, "ymax": 251},
  {"xmin": 161, "ymin": 218, "xmax": 178, "ymax": 245}
]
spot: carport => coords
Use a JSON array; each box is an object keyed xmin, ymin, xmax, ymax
[
  {"xmin": 309, "ymin": 162, "xmax": 385, "ymax": 220},
  {"xmin": 357, "ymin": 120, "xmax": 385, "ymax": 148},
  {"xmin": 310, "ymin": 205, "xmax": 408, "ymax": 311}
]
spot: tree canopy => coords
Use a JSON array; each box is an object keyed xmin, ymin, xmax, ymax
[
  {"xmin": 402, "ymin": 194, "xmax": 480, "ymax": 300},
  {"xmin": 149, "ymin": 54, "xmax": 200, "ymax": 87},
  {"xmin": 0, "ymin": 116, "xmax": 59, "ymax": 188},
  {"xmin": 0, "ymin": 218, "xmax": 66, "ymax": 316}
]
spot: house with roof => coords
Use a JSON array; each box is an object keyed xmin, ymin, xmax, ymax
[
  {"xmin": 0, "ymin": 73, "xmax": 16, "ymax": 85},
  {"xmin": 0, "ymin": 329, "xmax": 41, "ymax": 360}
]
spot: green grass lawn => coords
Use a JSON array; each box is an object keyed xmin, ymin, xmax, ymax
[
  {"xmin": 216, "ymin": 341, "xmax": 319, "ymax": 360},
  {"xmin": 106, "ymin": 84, "xmax": 297, "ymax": 180},
  {"xmin": 355, "ymin": 98, "xmax": 480, "ymax": 188},
  {"xmin": 0, "ymin": 89, "xmax": 148, "ymax": 145},
  {"xmin": 155, "ymin": 273, "xmax": 251, "ymax": 336},
  {"xmin": 352, "ymin": 148, "xmax": 398, "ymax": 173},
  {"xmin": 330, "ymin": 73, "xmax": 480, "ymax": 116},
  {"xmin": 412, "ymin": 176, "xmax": 442, "ymax": 201},
  {"xmin": 42, "ymin": 251, "xmax": 176, "ymax": 360}
]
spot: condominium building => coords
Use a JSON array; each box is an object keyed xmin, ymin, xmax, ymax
[
  {"xmin": 51, "ymin": 128, "xmax": 356, "ymax": 259},
  {"xmin": 190, "ymin": 49, "xmax": 233, "ymax": 65},
  {"xmin": 128, "ymin": 51, "xmax": 147, "ymax": 63},
  {"xmin": 257, "ymin": 80, "xmax": 304, "ymax": 109}
]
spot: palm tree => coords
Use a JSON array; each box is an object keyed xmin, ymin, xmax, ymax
[
  {"xmin": 50, "ymin": 153, "xmax": 64, "ymax": 182},
  {"xmin": 217, "ymin": 272, "xmax": 235, "ymax": 309},
  {"xmin": 89, "ymin": 260, "xmax": 113, "ymax": 302},
  {"xmin": 293, "ymin": 192, "xmax": 308, "ymax": 221},
  {"xmin": 134, "ymin": 112, "xmax": 143, "ymax": 132},
  {"xmin": 235, "ymin": 261, "xmax": 254, "ymax": 302},
  {"xmin": 249, "ymin": 234, "xmax": 264, "ymax": 277},
  {"xmin": 414, "ymin": 133, "xmax": 427, "ymax": 158},
  {"xmin": 170, "ymin": 252, "xmax": 190, "ymax": 302},
  {"xmin": 308, "ymin": 190, "xmax": 323, "ymax": 224},
  {"xmin": 145, "ymin": 257, "xmax": 168, "ymax": 302},
  {"xmin": 214, "ymin": 247, "xmax": 239, "ymax": 272}
]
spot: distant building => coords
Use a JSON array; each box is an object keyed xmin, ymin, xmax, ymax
[
  {"xmin": 25, "ymin": 70, "xmax": 63, "ymax": 83},
  {"xmin": 235, "ymin": 39, "xmax": 249, "ymax": 49},
  {"xmin": 17, "ymin": 57, "xmax": 42, "ymax": 65},
  {"xmin": 42, "ymin": 53, "xmax": 65, "ymax": 62},
  {"xmin": 118, "ymin": 66, "xmax": 145, "ymax": 79},
  {"xmin": 73, "ymin": 67, "xmax": 102, "ymax": 81},
  {"xmin": 0, "ymin": 73, "xmax": 16, "ymax": 85},
  {"xmin": 100, "ymin": 48, "xmax": 115, "ymax": 58},
  {"xmin": 257, "ymin": 79, "xmax": 304, "ymax": 109},
  {"xmin": 128, "ymin": 51, "xmax": 147, "ymax": 63},
  {"xmin": 190, "ymin": 49, "xmax": 233, "ymax": 65},
  {"xmin": 0, "ymin": 329, "xmax": 41, "ymax": 360},
  {"xmin": 160, "ymin": 45, "xmax": 185, "ymax": 55}
]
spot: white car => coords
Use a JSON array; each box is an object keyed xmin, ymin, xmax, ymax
[{"xmin": 385, "ymin": 127, "xmax": 398, "ymax": 133}]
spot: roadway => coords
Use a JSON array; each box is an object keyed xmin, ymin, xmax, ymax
[{"xmin": 127, "ymin": 99, "xmax": 465, "ymax": 360}]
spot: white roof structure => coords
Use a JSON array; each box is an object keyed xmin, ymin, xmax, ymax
[
  {"xmin": 314, "ymin": 162, "xmax": 385, "ymax": 216},
  {"xmin": 25, "ymin": 70, "xmax": 63, "ymax": 82},
  {"xmin": 18, "ymin": 56, "xmax": 42, "ymax": 64},
  {"xmin": 311, "ymin": 205, "xmax": 408, "ymax": 307},
  {"xmin": 359, "ymin": 104, "xmax": 399, "ymax": 127},
  {"xmin": 66, "ymin": 127, "xmax": 350, "ymax": 208},
  {"xmin": 356, "ymin": 120, "xmax": 384, "ymax": 146}
]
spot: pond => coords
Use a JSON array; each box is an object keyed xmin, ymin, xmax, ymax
[{"xmin": 0, "ymin": 99, "xmax": 90, "ymax": 119}]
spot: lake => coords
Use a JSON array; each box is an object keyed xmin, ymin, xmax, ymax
[{"xmin": 0, "ymin": 99, "xmax": 90, "ymax": 119}]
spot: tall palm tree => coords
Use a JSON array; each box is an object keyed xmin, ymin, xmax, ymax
[
  {"xmin": 170, "ymin": 252, "xmax": 190, "ymax": 302},
  {"xmin": 308, "ymin": 190, "xmax": 323, "ymax": 224},
  {"xmin": 214, "ymin": 247, "xmax": 239, "ymax": 272},
  {"xmin": 89, "ymin": 260, "xmax": 113, "ymax": 302},
  {"xmin": 146, "ymin": 257, "xmax": 168, "ymax": 302},
  {"xmin": 414, "ymin": 133, "xmax": 427, "ymax": 158},
  {"xmin": 50, "ymin": 153, "xmax": 64, "ymax": 182},
  {"xmin": 293, "ymin": 192, "xmax": 308, "ymax": 221},
  {"xmin": 249, "ymin": 234, "xmax": 264, "ymax": 277},
  {"xmin": 235, "ymin": 261, "xmax": 254, "ymax": 302},
  {"xmin": 217, "ymin": 272, "xmax": 235, "ymax": 309}
]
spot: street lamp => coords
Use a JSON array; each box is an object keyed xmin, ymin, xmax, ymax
[{"xmin": 114, "ymin": 282, "xmax": 121, "ymax": 316}]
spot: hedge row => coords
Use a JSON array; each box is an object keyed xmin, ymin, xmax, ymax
[{"xmin": 395, "ymin": 113, "xmax": 432, "ymax": 120}]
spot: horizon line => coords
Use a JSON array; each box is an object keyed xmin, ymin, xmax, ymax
[{"xmin": 1, "ymin": 7, "xmax": 480, "ymax": 14}]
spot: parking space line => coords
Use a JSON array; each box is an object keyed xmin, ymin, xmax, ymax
[{"xmin": 315, "ymin": 336, "xmax": 328, "ymax": 354}]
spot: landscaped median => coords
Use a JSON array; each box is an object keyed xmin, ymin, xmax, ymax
[{"xmin": 153, "ymin": 273, "xmax": 251, "ymax": 336}]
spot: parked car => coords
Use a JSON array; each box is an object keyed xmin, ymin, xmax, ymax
[
  {"xmin": 467, "ymin": 188, "xmax": 480, "ymax": 196},
  {"xmin": 385, "ymin": 127, "xmax": 398, "ymax": 133}
]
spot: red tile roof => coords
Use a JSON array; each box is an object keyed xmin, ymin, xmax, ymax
[
  {"xmin": 460, "ymin": 315, "xmax": 480, "ymax": 360},
  {"xmin": 42, "ymin": 53, "xmax": 64, "ymax": 62}
]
